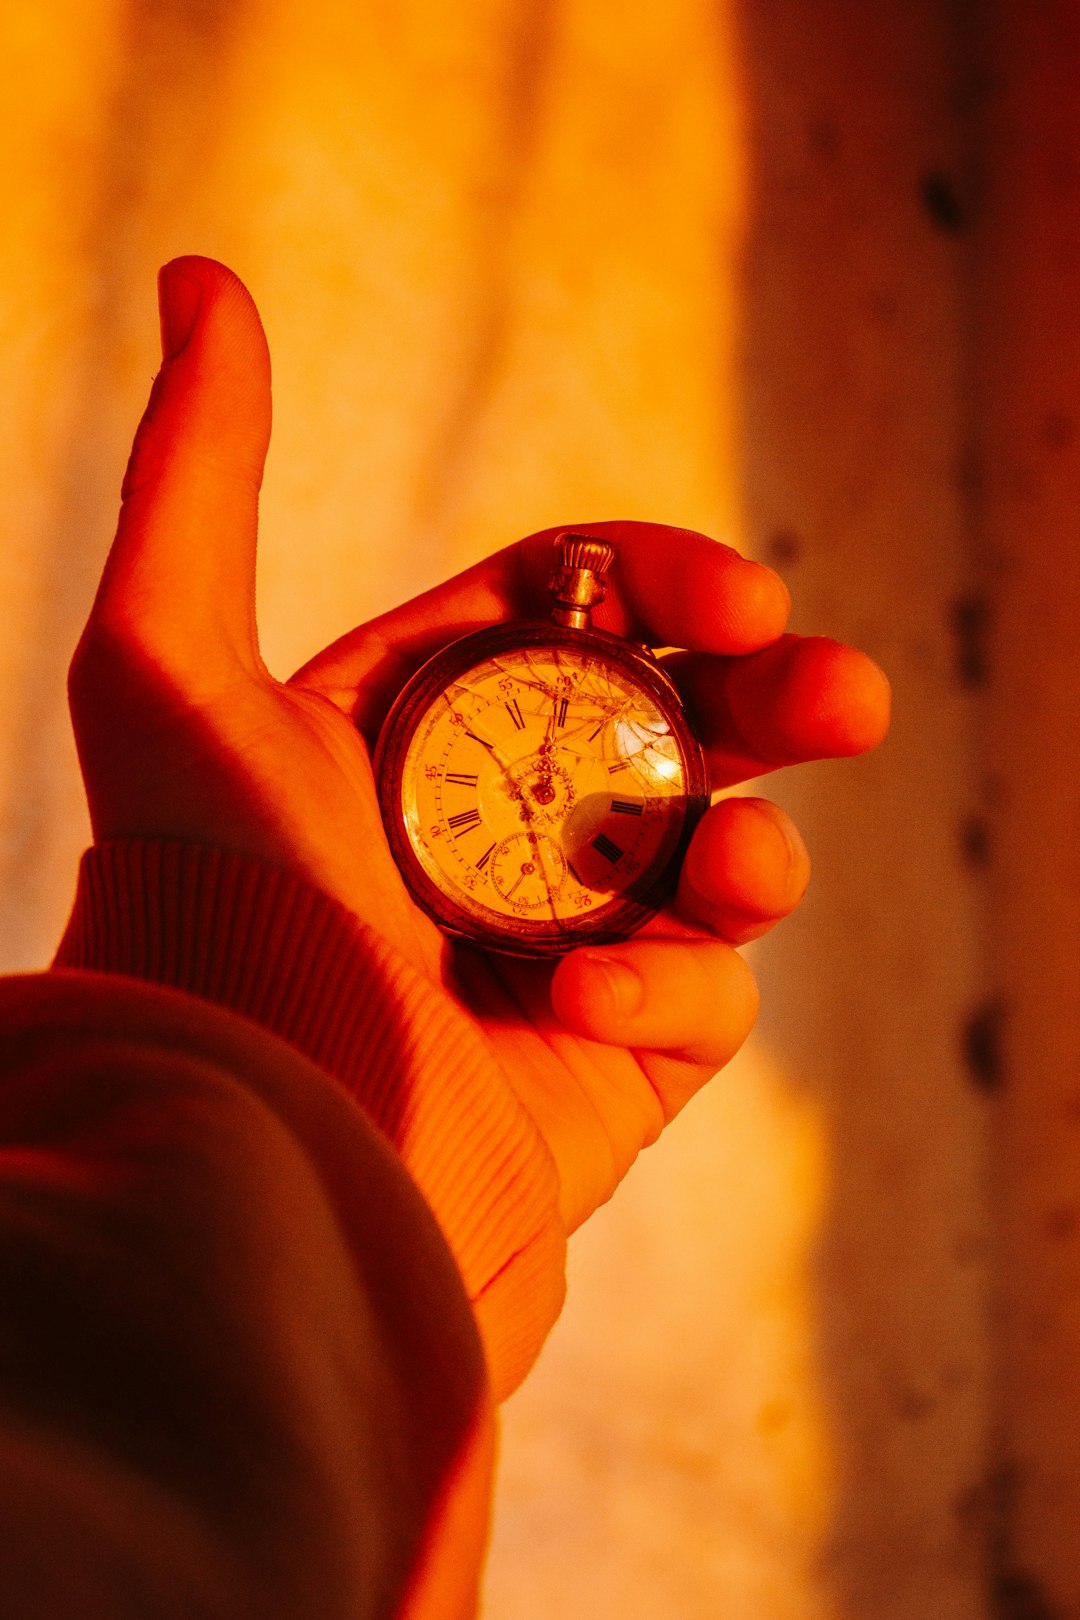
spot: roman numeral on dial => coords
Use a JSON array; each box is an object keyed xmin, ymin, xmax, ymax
[
  {"xmin": 445, "ymin": 773, "xmax": 478, "ymax": 787},
  {"xmin": 611, "ymin": 799, "xmax": 643, "ymax": 815},
  {"xmin": 553, "ymin": 696, "xmax": 569, "ymax": 727},
  {"xmin": 506, "ymin": 699, "xmax": 526, "ymax": 729},
  {"xmin": 591, "ymin": 832, "xmax": 623, "ymax": 864},
  {"xmin": 448, "ymin": 809, "xmax": 482, "ymax": 834}
]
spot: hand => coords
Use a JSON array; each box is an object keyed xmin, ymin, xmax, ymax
[{"xmin": 70, "ymin": 257, "xmax": 889, "ymax": 1249}]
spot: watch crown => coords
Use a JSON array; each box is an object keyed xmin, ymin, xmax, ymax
[
  {"xmin": 549, "ymin": 533, "xmax": 615, "ymax": 630},
  {"xmin": 558, "ymin": 534, "xmax": 615, "ymax": 577}
]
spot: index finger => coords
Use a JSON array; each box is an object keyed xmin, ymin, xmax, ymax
[{"xmin": 292, "ymin": 521, "xmax": 790, "ymax": 734}]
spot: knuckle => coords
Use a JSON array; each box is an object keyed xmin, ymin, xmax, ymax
[
  {"xmin": 67, "ymin": 614, "xmax": 150, "ymax": 734},
  {"xmin": 68, "ymin": 614, "xmax": 122, "ymax": 697},
  {"xmin": 70, "ymin": 608, "xmax": 149, "ymax": 680}
]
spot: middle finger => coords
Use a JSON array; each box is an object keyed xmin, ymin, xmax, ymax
[
  {"xmin": 664, "ymin": 635, "xmax": 892, "ymax": 790},
  {"xmin": 673, "ymin": 797, "xmax": 810, "ymax": 945}
]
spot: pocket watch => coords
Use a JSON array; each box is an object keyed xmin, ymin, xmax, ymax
[{"xmin": 373, "ymin": 534, "xmax": 709, "ymax": 957}]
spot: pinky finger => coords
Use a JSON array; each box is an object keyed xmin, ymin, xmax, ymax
[{"xmin": 550, "ymin": 938, "xmax": 759, "ymax": 1108}]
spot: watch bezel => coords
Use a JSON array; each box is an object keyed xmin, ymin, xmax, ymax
[{"xmin": 373, "ymin": 622, "xmax": 708, "ymax": 958}]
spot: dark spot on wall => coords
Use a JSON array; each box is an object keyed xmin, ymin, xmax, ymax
[
  {"xmin": 866, "ymin": 287, "xmax": 899, "ymax": 324},
  {"xmin": 807, "ymin": 116, "xmax": 841, "ymax": 162},
  {"xmin": 1042, "ymin": 410, "xmax": 1076, "ymax": 450},
  {"xmin": 992, "ymin": 1571, "xmax": 1063, "ymax": 1620},
  {"xmin": 896, "ymin": 1388, "xmax": 937, "ymax": 1421},
  {"xmin": 964, "ymin": 1000, "xmax": 1006, "ymax": 1093},
  {"xmin": 767, "ymin": 529, "xmax": 801, "ymax": 567},
  {"xmin": 951, "ymin": 592, "xmax": 991, "ymax": 686},
  {"xmin": 1045, "ymin": 1206, "xmax": 1078, "ymax": 1242},
  {"xmin": 921, "ymin": 170, "xmax": 967, "ymax": 232},
  {"xmin": 960, "ymin": 814, "xmax": 992, "ymax": 869}
]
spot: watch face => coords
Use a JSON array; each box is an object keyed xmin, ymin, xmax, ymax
[{"xmin": 376, "ymin": 625, "xmax": 707, "ymax": 955}]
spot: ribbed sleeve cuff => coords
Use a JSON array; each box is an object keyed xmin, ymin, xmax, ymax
[{"xmin": 53, "ymin": 841, "xmax": 565, "ymax": 1396}]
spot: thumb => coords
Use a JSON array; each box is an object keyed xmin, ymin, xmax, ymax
[{"xmin": 93, "ymin": 256, "xmax": 272, "ymax": 680}]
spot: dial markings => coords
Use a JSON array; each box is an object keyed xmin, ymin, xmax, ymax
[
  {"xmin": 592, "ymin": 832, "xmax": 624, "ymax": 864},
  {"xmin": 402, "ymin": 641, "xmax": 691, "ymax": 933}
]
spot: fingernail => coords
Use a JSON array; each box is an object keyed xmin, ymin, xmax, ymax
[
  {"xmin": 748, "ymin": 802, "xmax": 808, "ymax": 903},
  {"xmin": 586, "ymin": 956, "xmax": 644, "ymax": 1018},
  {"xmin": 760, "ymin": 561, "xmax": 792, "ymax": 618},
  {"xmin": 158, "ymin": 261, "xmax": 203, "ymax": 359}
]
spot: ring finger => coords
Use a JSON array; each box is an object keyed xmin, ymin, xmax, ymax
[{"xmin": 674, "ymin": 796, "xmax": 810, "ymax": 945}]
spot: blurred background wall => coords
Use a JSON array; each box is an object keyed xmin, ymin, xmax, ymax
[{"xmin": 2, "ymin": 0, "xmax": 1076, "ymax": 1615}]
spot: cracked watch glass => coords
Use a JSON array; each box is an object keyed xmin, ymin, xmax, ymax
[{"xmin": 373, "ymin": 535, "xmax": 709, "ymax": 957}]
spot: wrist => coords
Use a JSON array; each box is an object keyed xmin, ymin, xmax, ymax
[{"xmin": 54, "ymin": 839, "xmax": 566, "ymax": 1395}]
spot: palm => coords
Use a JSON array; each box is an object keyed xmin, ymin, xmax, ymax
[
  {"xmin": 264, "ymin": 678, "xmax": 685, "ymax": 1234},
  {"xmin": 271, "ymin": 509, "xmax": 888, "ymax": 1243}
]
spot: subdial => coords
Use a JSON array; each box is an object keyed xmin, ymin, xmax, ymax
[{"xmin": 490, "ymin": 832, "xmax": 568, "ymax": 912}]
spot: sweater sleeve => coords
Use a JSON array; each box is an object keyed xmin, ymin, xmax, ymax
[
  {"xmin": 0, "ymin": 970, "xmax": 493, "ymax": 1620},
  {"xmin": 53, "ymin": 842, "xmax": 567, "ymax": 1397}
]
